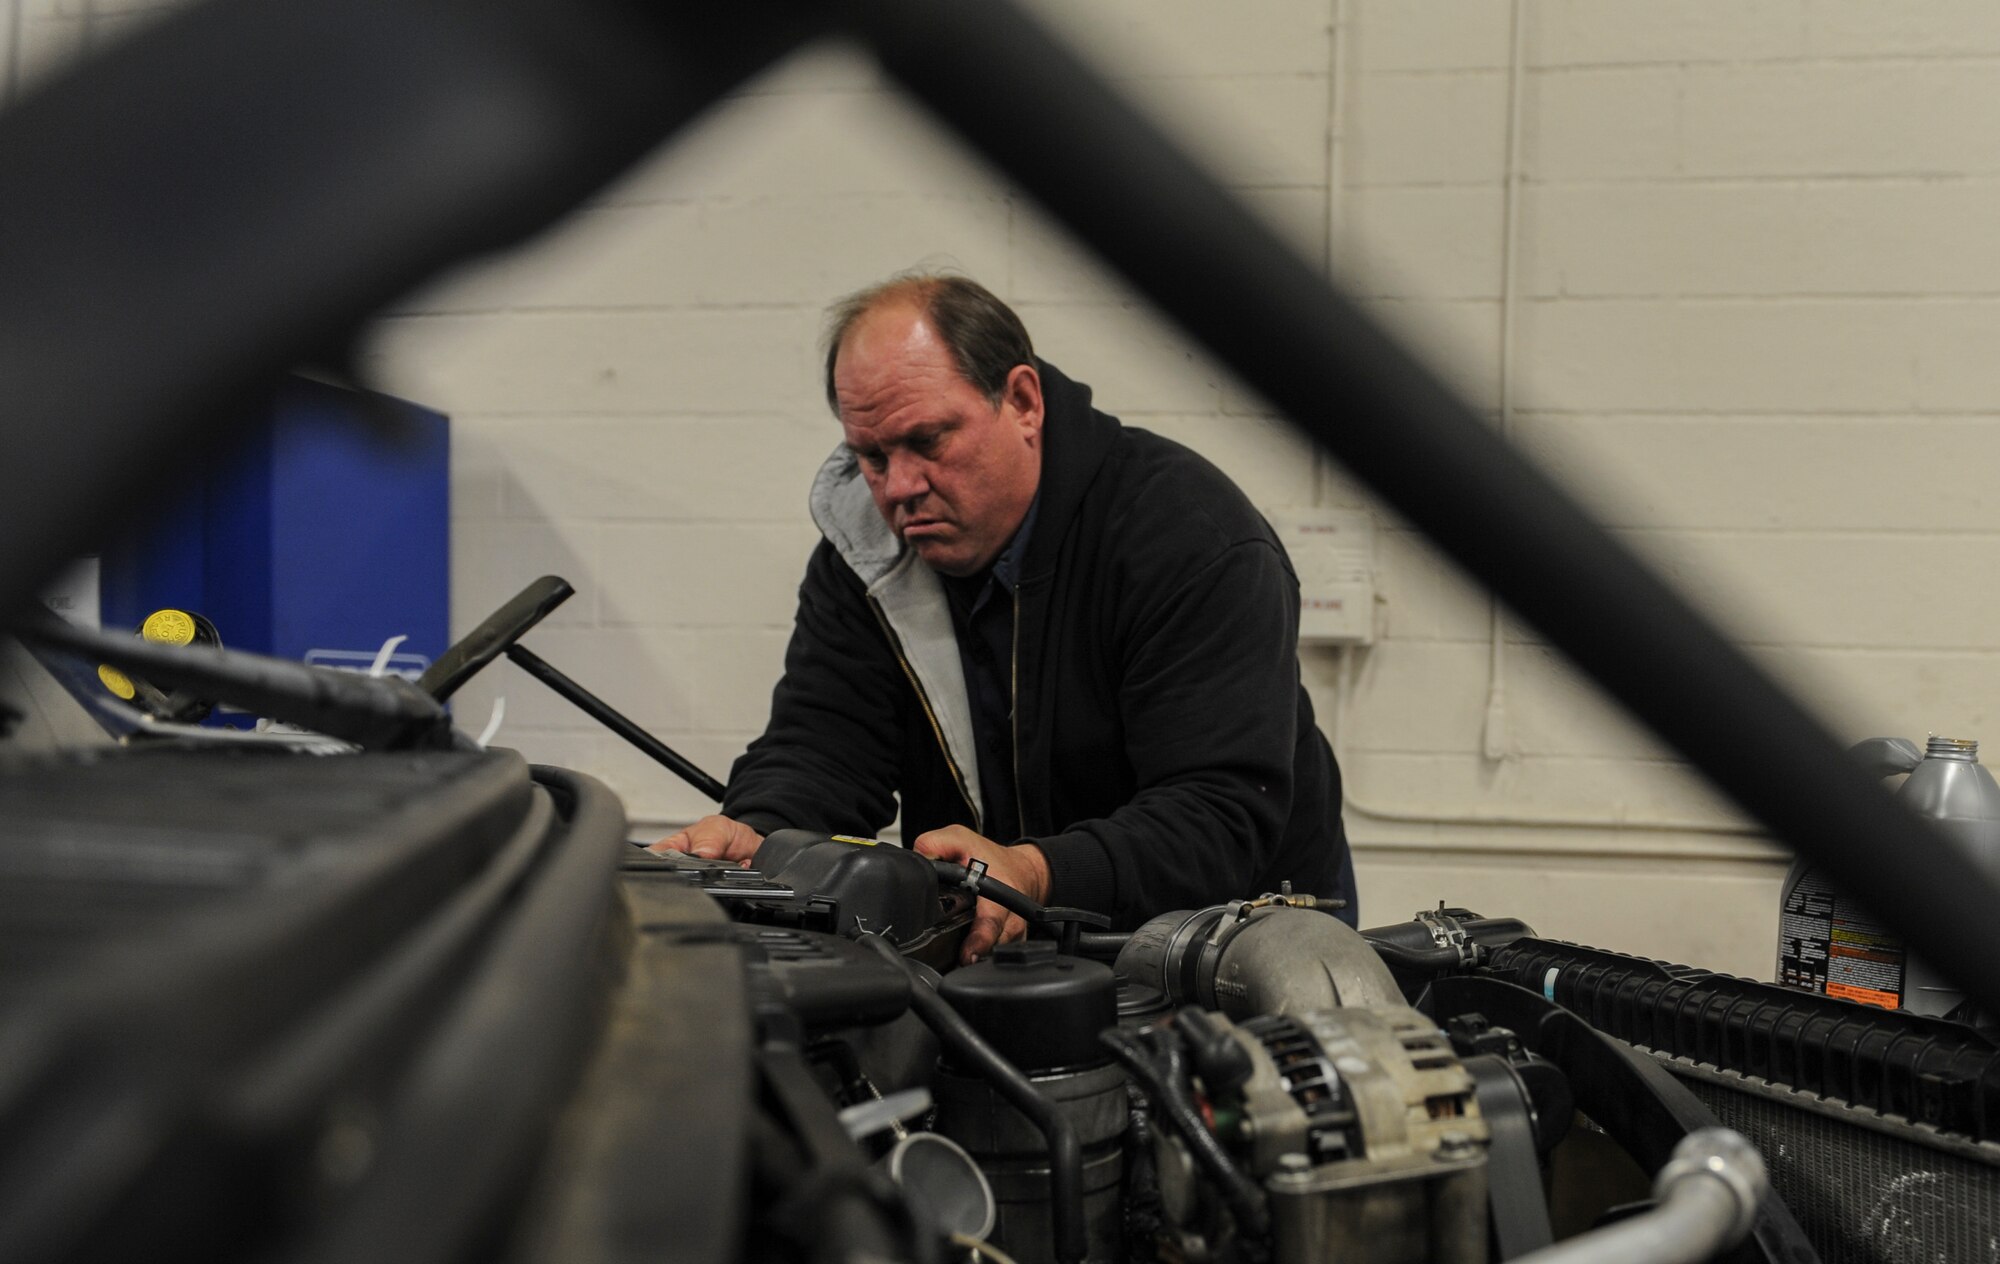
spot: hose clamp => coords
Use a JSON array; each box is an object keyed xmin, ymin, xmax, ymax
[{"xmin": 1414, "ymin": 905, "xmax": 1479, "ymax": 968}]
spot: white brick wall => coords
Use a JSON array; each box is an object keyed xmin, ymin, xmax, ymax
[
  {"xmin": 23, "ymin": 0, "xmax": 2000, "ymax": 980},
  {"xmin": 1326, "ymin": 0, "xmax": 2000, "ymax": 976}
]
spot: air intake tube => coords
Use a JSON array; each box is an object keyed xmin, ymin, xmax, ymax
[{"xmin": 1116, "ymin": 895, "xmax": 1403, "ymax": 1018}]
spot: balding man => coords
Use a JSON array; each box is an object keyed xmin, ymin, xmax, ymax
[{"xmin": 654, "ymin": 275, "xmax": 1355, "ymax": 962}]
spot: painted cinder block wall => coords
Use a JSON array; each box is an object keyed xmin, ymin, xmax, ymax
[{"xmin": 13, "ymin": 1, "xmax": 2000, "ymax": 978}]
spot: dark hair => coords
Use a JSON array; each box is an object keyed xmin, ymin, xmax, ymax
[{"xmin": 822, "ymin": 274, "xmax": 1034, "ymax": 414}]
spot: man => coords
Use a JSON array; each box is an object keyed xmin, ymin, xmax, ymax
[{"xmin": 653, "ymin": 275, "xmax": 1354, "ymax": 961}]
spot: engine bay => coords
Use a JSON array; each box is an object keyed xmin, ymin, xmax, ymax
[{"xmin": 5, "ymin": 582, "xmax": 1995, "ymax": 1264}]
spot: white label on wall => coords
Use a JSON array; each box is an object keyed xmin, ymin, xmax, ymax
[{"xmin": 1266, "ymin": 508, "xmax": 1375, "ymax": 645}]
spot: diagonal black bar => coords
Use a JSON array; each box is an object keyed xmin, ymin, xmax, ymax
[
  {"xmin": 844, "ymin": 0, "xmax": 2000, "ymax": 1017},
  {"xmin": 506, "ymin": 643, "xmax": 729, "ymax": 802}
]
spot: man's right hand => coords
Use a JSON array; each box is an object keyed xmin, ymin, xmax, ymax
[{"xmin": 648, "ymin": 814, "xmax": 764, "ymax": 863}]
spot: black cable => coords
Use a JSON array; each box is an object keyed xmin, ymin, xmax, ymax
[
  {"xmin": 1100, "ymin": 1026, "xmax": 1268, "ymax": 1239},
  {"xmin": 857, "ymin": 934, "xmax": 1089, "ymax": 1264}
]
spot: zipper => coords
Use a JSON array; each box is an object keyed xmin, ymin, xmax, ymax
[
  {"xmin": 867, "ymin": 595, "xmax": 982, "ymax": 832},
  {"xmin": 1011, "ymin": 587, "xmax": 1026, "ymax": 838}
]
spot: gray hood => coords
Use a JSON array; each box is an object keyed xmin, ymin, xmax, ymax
[{"xmin": 808, "ymin": 445, "xmax": 985, "ymax": 827}]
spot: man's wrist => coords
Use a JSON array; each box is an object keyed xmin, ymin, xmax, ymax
[
  {"xmin": 1009, "ymin": 841, "xmax": 1052, "ymax": 904},
  {"xmin": 731, "ymin": 810, "xmax": 787, "ymax": 837},
  {"xmin": 1023, "ymin": 831, "xmax": 1117, "ymax": 920}
]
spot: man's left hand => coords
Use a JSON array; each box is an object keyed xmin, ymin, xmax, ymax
[{"xmin": 911, "ymin": 825, "xmax": 1051, "ymax": 965}]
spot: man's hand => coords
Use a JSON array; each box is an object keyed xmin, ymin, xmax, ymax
[
  {"xmin": 648, "ymin": 814, "xmax": 764, "ymax": 864},
  {"xmin": 912, "ymin": 825, "xmax": 1052, "ymax": 965}
]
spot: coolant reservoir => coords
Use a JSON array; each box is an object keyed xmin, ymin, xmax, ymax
[{"xmin": 1777, "ymin": 736, "xmax": 2000, "ymax": 1018}]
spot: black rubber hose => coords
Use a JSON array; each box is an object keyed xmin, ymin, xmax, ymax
[
  {"xmin": 1359, "ymin": 919, "xmax": 1453, "ymax": 953},
  {"xmin": 858, "ymin": 934, "xmax": 1088, "ymax": 1264},
  {"xmin": 927, "ymin": 857, "xmax": 1043, "ymax": 922},
  {"xmin": 1363, "ymin": 917, "xmax": 1535, "ymax": 960},
  {"xmin": 926, "ymin": 861, "xmax": 1109, "ymax": 957},
  {"xmin": 1101, "ymin": 1027, "xmax": 1268, "ymax": 1237},
  {"xmin": 1363, "ymin": 937, "xmax": 1470, "ymax": 972},
  {"xmin": 1072, "ymin": 930, "xmax": 1131, "ymax": 960}
]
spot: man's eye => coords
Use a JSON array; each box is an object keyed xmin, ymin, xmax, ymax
[{"xmin": 859, "ymin": 451, "xmax": 887, "ymax": 472}]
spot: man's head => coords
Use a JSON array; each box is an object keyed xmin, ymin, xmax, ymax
[{"xmin": 823, "ymin": 276, "xmax": 1043, "ymax": 578}]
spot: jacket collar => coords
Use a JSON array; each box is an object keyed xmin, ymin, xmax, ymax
[
  {"xmin": 809, "ymin": 445, "xmax": 899, "ymax": 587},
  {"xmin": 1020, "ymin": 358, "xmax": 1120, "ymax": 584}
]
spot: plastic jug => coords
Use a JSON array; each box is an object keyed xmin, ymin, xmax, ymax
[{"xmin": 1776, "ymin": 736, "xmax": 2000, "ymax": 1019}]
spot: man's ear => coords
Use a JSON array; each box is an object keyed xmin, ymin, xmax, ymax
[{"xmin": 1003, "ymin": 362, "xmax": 1044, "ymax": 443}]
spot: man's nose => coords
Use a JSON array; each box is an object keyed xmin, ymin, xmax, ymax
[{"xmin": 882, "ymin": 453, "xmax": 928, "ymax": 503}]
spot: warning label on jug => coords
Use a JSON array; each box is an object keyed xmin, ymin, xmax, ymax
[{"xmin": 1777, "ymin": 868, "xmax": 1904, "ymax": 1010}]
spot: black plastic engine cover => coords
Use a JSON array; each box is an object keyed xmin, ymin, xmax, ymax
[{"xmin": 763, "ymin": 832, "xmax": 944, "ymax": 946}]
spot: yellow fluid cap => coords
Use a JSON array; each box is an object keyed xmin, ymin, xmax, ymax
[
  {"xmin": 141, "ymin": 609, "xmax": 197, "ymax": 645},
  {"xmin": 98, "ymin": 664, "xmax": 137, "ymax": 700},
  {"xmin": 830, "ymin": 834, "xmax": 881, "ymax": 847}
]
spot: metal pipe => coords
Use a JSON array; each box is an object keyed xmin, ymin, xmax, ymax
[
  {"xmin": 1510, "ymin": 1128, "xmax": 1766, "ymax": 1264},
  {"xmin": 1480, "ymin": 0, "xmax": 1532, "ymax": 763},
  {"xmin": 857, "ymin": 934, "xmax": 1089, "ymax": 1264}
]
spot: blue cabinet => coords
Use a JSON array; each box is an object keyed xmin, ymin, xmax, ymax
[{"xmin": 100, "ymin": 376, "xmax": 449, "ymax": 686}]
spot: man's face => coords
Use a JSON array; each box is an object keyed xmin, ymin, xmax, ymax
[{"xmin": 834, "ymin": 303, "xmax": 1043, "ymax": 578}]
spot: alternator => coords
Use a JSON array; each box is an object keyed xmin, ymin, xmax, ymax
[{"xmin": 1227, "ymin": 1006, "xmax": 1489, "ymax": 1264}]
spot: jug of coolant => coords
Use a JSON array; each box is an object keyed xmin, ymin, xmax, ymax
[{"xmin": 1777, "ymin": 736, "xmax": 2000, "ymax": 1018}]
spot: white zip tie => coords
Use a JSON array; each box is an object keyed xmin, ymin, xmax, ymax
[
  {"xmin": 367, "ymin": 634, "xmax": 408, "ymax": 678},
  {"xmin": 475, "ymin": 696, "xmax": 506, "ymax": 748}
]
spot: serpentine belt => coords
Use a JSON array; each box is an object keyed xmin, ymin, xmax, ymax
[{"xmin": 1462, "ymin": 1054, "xmax": 1554, "ymax": 1258}]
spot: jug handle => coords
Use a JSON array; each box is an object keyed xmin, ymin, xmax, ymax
[{"xmin": 1850, "ymin": 736, "xmax": 1923, "ymax": 778}]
